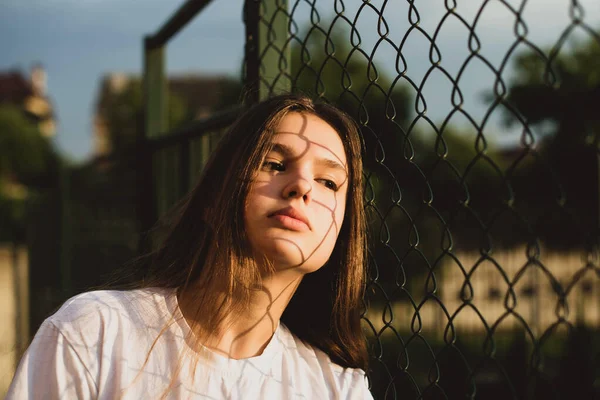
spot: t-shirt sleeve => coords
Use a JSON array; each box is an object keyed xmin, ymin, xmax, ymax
[
  {"xmin": 349, "ymin": 370, "xmax": 375, "ymax": 400},
  {"xmin": 6, "ymin": 320, "xmax": 98, "ymax": 400}
]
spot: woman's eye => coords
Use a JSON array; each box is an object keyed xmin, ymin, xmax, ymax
[
  {"xmin": 262, "ymin": 161, "xmax": 285, "ymax": 172},
  {"xmin": 319, "ymin": 179, "xmax": 339, "ymax": 191}
]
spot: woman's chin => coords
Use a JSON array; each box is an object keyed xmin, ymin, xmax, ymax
[
  {"xmin": 258, "ymin": 239, "xmax": 321, "ymax": 273},
  {"xmin": 249, "ymin": 232, "xmax": 335, "ymax": 275}
]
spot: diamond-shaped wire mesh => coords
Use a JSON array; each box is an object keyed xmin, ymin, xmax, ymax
[
  {"xmin": 247, "ymin": 0, "xmax": 600, "ymax": 398},
  {"xmin": 24, "ymin": 1, "xmax": 599, "ymax": 398}
]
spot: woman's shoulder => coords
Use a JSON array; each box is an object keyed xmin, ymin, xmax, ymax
[
  {"xmin": 8, "ymin": 288, "xmax": 184, "ymax": 400},
  {"xmin": 46, "ymin": 287, "xmax": 177, "ymax": 333},
  {"xmin": 278, "ymin": 324, "xmax": 364, "ymax": 370},
  {"xmin": 277, "ymin": 324, "xmax": 370, "ymax": 397}
]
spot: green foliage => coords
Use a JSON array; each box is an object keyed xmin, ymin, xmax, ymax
[
  {"xmin": 289, "ymin": 21, "xmax": 414, "ymax": 211},
  {"xmin": 103, "ymin": 80, "xmax": 194, "ymax": 153},
  {"xmin": 0, "ymin": 104, "xmax": 58, "ymax": 241},
  {"xmin": 555, "ymin": 324, "xmax": 599, "ymax": 399},
  {"xmin": 217, "ymin": 78, "xmax": 245, "ymax": 108},
  {"xmin": 0, "ymin": 195, "xmax": 26, "ymax": 241},
  {"xmin": 290, "ymin": 23, "xmax": 423, "ymax": 288},
  {"xmin": 288, "ymin": 21, "xmax": 514, "ymax": 289},
  {"xmin": 511, "ymin": 37, "xmax": 600, "ymax": 89},
  {"xmin": 291, "ymin": 22, "xmax": 411, "ymax": 124},
  {"xmin": 503, "ymin": 34, "xmax": 600, "ymax": 249},
  {"xmin": 0, "ymin": 105, "xmax": 50, "ymax": 180}
]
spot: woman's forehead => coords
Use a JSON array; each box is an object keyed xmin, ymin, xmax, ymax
[{"xmin": 272, "ymin": 112, "xmax": 347, "ymax": 166}]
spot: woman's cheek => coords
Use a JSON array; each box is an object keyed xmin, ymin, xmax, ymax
[{"xmin": 323, "ymin": 193, "xmax": 346, "ymax": 236}]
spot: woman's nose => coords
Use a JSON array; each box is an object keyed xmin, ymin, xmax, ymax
[{"xmin": 283, "ymin": 176, "xmax": 312, "ymax": 203}]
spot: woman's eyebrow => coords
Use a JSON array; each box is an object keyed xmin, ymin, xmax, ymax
[
  {"xmin": 270, "ymin": 142, "xmax": 346, "ymax": 173},
  {"xmin": 270, "ymin": 142, "xmax": 296, "ymax": 158},
  {"xmin": 315, "ymin": 157, "xmax": 347, "ymax": 173}
]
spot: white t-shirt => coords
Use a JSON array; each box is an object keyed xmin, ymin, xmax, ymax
[{"xmin": 7, "ymin": 288, "xmax": 373, "ymax": 399}]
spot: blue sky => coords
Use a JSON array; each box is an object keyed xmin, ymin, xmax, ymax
[
  {"xmin": 2, "ymin": 0, "xmax": 599, "ymax": 162},
  {"xmin": 1, "ymin": 0, "xmax": 245, "ymax": 161}
]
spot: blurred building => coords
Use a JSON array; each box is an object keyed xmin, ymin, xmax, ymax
[
  {"xmin": 0, "ymin": 65, "xmax": 56, "ymax": 137},
  {"xmin": 93, "ymin": 72, "xmax": 238, "ymax": 156},
  {"xmin": 0, "ymin": 66, "xmax": 56, "ymax": 396},
  {"xmin": 366, "ymin": 246, "xmax": 599, "ymax": 337},
  {"xmin": 0, "ymin": 246, "xmax": 27, "ymax": 397}
]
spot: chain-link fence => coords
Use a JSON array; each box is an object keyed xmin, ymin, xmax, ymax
[
  {"xmin": 28, "ymin": 0, "xmax": 600, "ymax": 399},
  {"xmin": 27, "ymin": 111, "xmax": 239, "ymax": 330},
  {"xmin": 245, "ymin": 1, "xmax": 600, "ymax": 398}
]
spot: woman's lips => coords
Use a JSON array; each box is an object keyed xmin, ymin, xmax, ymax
[
  {"xmin": 269, "ymin": 208, "xmax": 310, "ymax": 232},
  {"xmin": 270, "ymin": 214, "xmax": 310, "ymax": 231}
]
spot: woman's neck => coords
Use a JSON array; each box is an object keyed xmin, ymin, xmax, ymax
[{"xmin": 178, "ymin": 269, "xmax": 303, "ymax": 359}]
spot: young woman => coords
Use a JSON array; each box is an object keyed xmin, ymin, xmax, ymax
[{"xmin": 8, "ymin": 94, "xmax": 373, "ymax": 399}]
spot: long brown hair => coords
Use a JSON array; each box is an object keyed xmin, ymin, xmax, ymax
[{"xmin": 140, "ymin": 94, "xmax": 368, "ymax": 370}]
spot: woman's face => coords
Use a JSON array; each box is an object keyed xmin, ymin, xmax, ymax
[{"xmin": 245, "ymin": 112, "xmax": 349, "ymax": 274}]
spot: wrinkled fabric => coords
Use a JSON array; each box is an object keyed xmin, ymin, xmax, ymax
[{"xmin": 8, "ymin": 288, "xmax": 373, "ymax": 400}]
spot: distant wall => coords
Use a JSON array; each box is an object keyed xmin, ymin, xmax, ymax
[
  {"xmin": 365, "ymin": 246, "xmax": 600, "ymax": 336},
  {"xmin": 0, "ymin": 245, "xmax": 28, "ymax": 398}
]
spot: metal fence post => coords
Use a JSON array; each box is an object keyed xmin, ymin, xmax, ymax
[
  {"xmin": 138, "ymin": 39, "xmax": 167, "ymax": 249},
  {"xmin": 144, "ymin": 40, "xmax": 168, "ymax": 138},
  {"xmin": 245, "ymin": 0, "xmax": 291, "ymax": 101},
  {"xmin": 59, "ymin": 160, "xmax": 72, "ymax": 295},
  {"xmin": 244, "ymin": 0, "xmax": 260, "ymax": 104}
]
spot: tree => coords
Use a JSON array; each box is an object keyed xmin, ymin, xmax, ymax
[
  {"xmin": 288, "ymin": 21, "xmax": 512, "ymax": 291},
  {"xmin": 501, "ymin": 34, "xmax": 600, "ymax": 249},
  {"xmin": 0, "ymin": 104, "xmax": 58, "ymax": 241},
  {"xmin": 102, "ymin": 80, "xmax": 193, "ymax": 154},
  {"xmin": 290, "ymin": 22, "xmax": 423, "ymax": 290},
  {"xmin": 291, "ymin": 21, "xmax": 412, "ymax": 147}
]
